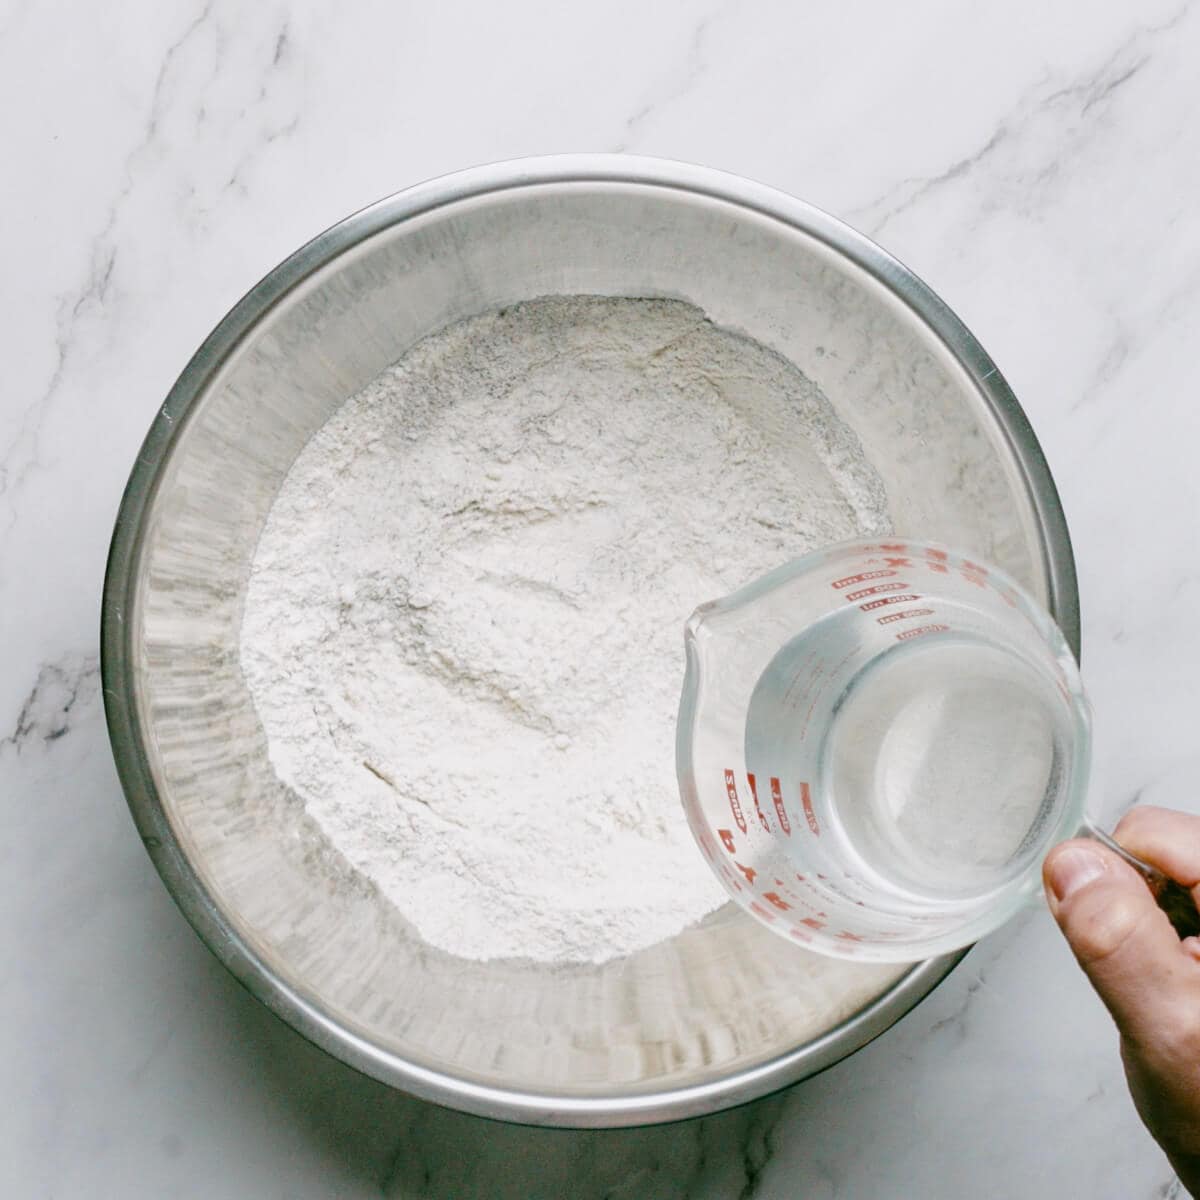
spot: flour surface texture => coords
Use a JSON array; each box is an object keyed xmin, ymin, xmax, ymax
[{"xmin": 240, "ymin": 297, "xmax": 890, "ymax": 963}]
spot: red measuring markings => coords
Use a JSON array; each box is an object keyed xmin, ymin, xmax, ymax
[
  {"xmin": 859, "ymin": 593, "xmax": 921, "ymax": 612},
  {"xmin": 836, "ymin": 930, "xmax": 865, "ymax": 942},
  {"xmin": 746, "ymin": 773, "xmax": 771, "ymax": 833},
  {"xmin": 749, "ymin": 901, "xmax": 776, "ymax": 923},
  {"xmin": 724, "ymin": 769, "xmax": 747, "ymax": 833},
  {"xmin": 927, "ymin": 561, "xmax": 949, "ymax": 574},
  {"xmin": 844, "ymin": 580, "xmax": 910, "ymax": 602},
  {"xmin": 763, "ymin": 892, "xmax": 790, "ymax": 911},
  {"xmin": 800, "ymin": 781, "xmax": 820, "ymax": 836},
  {"xmin": 718, "ymin": 827, "xmax": 737, "ymax": 853},
  {"xmin": 924, "ymin": 547, "xmax": 948, "ymax": 561},
  {"xmin": 878, "ymin": 542, "xmax": 908, "ymax": 552},
  {"xmin": 735, "ymin": 861, "xmax": 757, "ymax": 884},
  {"xmin": 772, "ymin": 879, "xmax": 808, "ymax": 907},
  {"xmin": 831, "ymin": 568, "xmax": 895, "ymax": 590},
  {"xmin": 896, "ymin": 623, "xmax": 950, "ymax": 642},
  {"xmin": 770, "ymin": 875, "xmax": 806, "ymax": 903},
  {"xmin": 876, "ymin": 607, "xmax": 934, "ymax": 625},
  {"xmin": 883, "ymin": 556, "xmax": 912, "ymax": 568},
  {"xmin": 769, "ymin": 776, "xmax": 791, "ymax": 834},
  {"xmin": 798, "ymin": 916, "xmax": 825, "ymax": 930}
]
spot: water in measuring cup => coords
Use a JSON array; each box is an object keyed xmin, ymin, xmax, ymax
[{"xmin": 745, "ymin": 608, "xmax": 1072, "ymax": 904}]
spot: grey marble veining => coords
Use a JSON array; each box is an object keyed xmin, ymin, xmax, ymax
[
  {"xmin": 848, "ymin": 3, "xmax": 1194, "ymax": 240},
  {"xmin": 1, "ymin": 654, "xmax": 98, "ymax": 754},
  {"xmin": 3, "ymin": 0, "xmax": 1199, "ymax": 1195}
]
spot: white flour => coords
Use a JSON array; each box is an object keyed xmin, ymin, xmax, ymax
[{"xmin": 240, "ymin": 296, "xmax": 890, "ymax": 963}]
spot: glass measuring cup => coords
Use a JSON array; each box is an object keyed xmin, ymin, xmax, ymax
[{"xmin": 677, "ymin": 538, "xmax": 1194, "ymax": 962}]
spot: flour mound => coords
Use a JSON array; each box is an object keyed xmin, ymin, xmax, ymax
[{"xmin": 239, "ymin": 296, "xmax": 890, "ymax": 963}]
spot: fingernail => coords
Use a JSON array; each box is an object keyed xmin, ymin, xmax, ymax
[{"xmin": 1046, "ymin": 845, "xmax": 1108, "ymax": 902}]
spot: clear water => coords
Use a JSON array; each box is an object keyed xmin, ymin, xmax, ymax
[{"xmin": 745, "ymin": 610, "xmax": 1072, "ymax": 908}]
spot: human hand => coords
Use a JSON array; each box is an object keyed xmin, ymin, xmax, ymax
[{"xmin": 1044, "ymin": 806, "xmax": 1200, "ymax": 1194}]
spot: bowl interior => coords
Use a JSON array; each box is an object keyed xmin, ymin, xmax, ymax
[{"xmin": 116, "ymin": 175, "xmax": 1058, "ymax": 1115}]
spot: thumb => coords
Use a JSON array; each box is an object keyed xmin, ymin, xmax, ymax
[{"xmin": 1044, "ymin": 840, "xmax": 1196, "ymax": 1046}]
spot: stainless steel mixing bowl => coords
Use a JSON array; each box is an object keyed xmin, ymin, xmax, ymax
[{"xmin": 102, "ymin": 155, "xmax": 1079, "ymax": 1127}]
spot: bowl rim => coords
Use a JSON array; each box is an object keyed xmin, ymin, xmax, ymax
[{"xmin": 101, "ymin": 153, "xmax": 1080, "ymax": 1127}]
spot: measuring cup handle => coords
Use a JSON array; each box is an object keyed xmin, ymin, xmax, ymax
[{"xmin": 1078, "ymin": 817, "xmax": 1200, "ymax": 940}]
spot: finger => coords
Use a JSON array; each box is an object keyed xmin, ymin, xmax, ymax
[
  {"xmin": 1044, "ymin": 840, "xmax": 1200, "ymax": 1046},
  {"xmin": 1114, "ymin": 805, "xmax": 1200, "ymax": 888}
]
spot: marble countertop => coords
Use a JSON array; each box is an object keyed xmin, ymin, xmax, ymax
[{"xmin": 4, "ymin": 1, "xmax": 1198, "ymax": 1195}]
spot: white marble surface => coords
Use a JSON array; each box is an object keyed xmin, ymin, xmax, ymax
[{"xmin": 3, "ymin": 0, "xmax": 1199, "ymax": 1195}]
